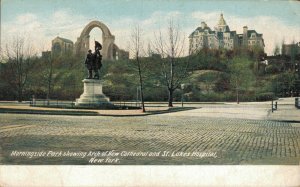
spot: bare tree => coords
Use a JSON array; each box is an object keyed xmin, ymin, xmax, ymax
[
  {"xmin": 44, "ymin": 53, "xmax": 53, "ymax": 104},
  {"xmin": 153, "ymin": 20, "xmax": 189, "ymax": 107},
  {"xmin": 39, "ymin": 44, "xmax": 54, "ymax": 103},
  {"xmin": 4, "ymin": 36, "xmax": 36, "ymax": 102},
  {"xmin": 130, "ymin": 26, "xmax": 146, "ymax": 112}
]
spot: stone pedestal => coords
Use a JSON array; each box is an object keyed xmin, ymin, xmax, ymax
[{"xmin": 75, "ymin": 79, "xmax": 112, "ymax": 107}]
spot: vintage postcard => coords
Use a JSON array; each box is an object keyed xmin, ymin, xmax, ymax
[{"xmin": 0, "ymin": 0, "xmax": 299, "ymax": 186}]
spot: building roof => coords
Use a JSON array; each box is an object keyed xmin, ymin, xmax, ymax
[
  {"xmin": 53, "ymin": 36, "xmax": 74, "ymax": 44},
  {"xmin": 216, "ymin": 31, "xmax": 236, "ymax": 39},
  {"xmin": 247, "ymin": 30, "xmax": 263, "ymax": 37},
  {"xmin": 224, "ymin": 25, "xmax": 230, "ymax": 32},
  {"xmin": 230, "ymin": 31, "xmax": 236, "ymax": 36},
  {"xmin": 189, "ymin": 26, "xmax": 215, "ymax": 38}
]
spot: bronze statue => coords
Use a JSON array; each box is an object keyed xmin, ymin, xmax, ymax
[{"xmin": 85, "ymin": 41, "xmax": 103, "ymax": 79}]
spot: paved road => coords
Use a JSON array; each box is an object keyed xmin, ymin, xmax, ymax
[
  {"xmin": 1, "ymin": 113, "xmax": 299, "ymax": 165},
  {"xmin": 163, "ymin": 104, "xmax": 270, "ymax": 120}
]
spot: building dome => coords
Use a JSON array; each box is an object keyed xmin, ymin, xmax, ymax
[
  {"xmin": 215, "ymin": 13, "xmax": 230, "ymax": 32},
  {"xmin": 218, "ymin": 13, "xmax": 227, "ymax": 26}
]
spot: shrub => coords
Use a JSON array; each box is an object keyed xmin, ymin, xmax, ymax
[{"xmin": 256, "ymin": 92, "xmax": 276, "ymax": 101}]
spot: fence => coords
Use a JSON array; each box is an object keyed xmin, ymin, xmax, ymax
[
  {"xmin": 30, "ymin": 99, "xmax": 75, "ymax": 108},
  {"xmin": 30, "ymin": 99, "xmax": 141, "ymax": 109}
]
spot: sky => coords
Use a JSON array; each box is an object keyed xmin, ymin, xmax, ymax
[{"xmin": 1, "ymin": 0, "xmax": 300, "ymax": 56}]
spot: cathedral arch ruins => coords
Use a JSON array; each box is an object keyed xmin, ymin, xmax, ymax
[{"xmin": 74, "ymin": 20, "xmax": 128, "ymax": 60}]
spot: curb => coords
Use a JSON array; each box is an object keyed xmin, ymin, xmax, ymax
[
  {"xmin": 0, "ymin": 107, "xmax": 197, "ymax": 117},
  {"xmin": 267, "ymin": 119, "xmax": 300, "ymax": 123},
  {"xmin": 0, "ymin": 108, "xmax": 98, "ymax": 116}
]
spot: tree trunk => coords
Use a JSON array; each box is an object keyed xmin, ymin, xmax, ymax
[
  {"xmin": 137, "ymin": 58, "xmax": 146, "ymax": 112},
  {"xmin": 236, "ymin": 79, "xmax": 239, "ymax": 104},
  {"xmin": 47, "ymin": 60, "xmax": 53, "ymax": 106},
  {"xmin": 17, "ymin": 88, "xmax": 23, "ymax": 102},
  {"xmin": 140, "ymin": 84, "xmax": 146, "ymax": 112},
  {"xmin": 139, "ymin": 75, "xmax": 146, "ymax": 112},
  {"xmin": 47, "ymin": 73, "xmax": 52, "ymax": 100},
  {"xmin": 236, "ymin": 88, "xmax": 239, "ymax": 104},
  {"xmin": 168, "ymin": 89, "xmax": 174, "ymax": 107}
]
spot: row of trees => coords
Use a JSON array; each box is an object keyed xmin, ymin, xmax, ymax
[
  {"xmin": 1, "ymin": 22, "xmax": 298, "ymax": 108},
  {"xmin": 129, "ymin": 21, "xmax": 191, "ymax": 110},
  {"xmin": 0, "ymin": 37, "xmax": 84, "ymax": 102},
  {"xmin": 0, "ymin": 37, "xmax": 37, "ymax": 102}
]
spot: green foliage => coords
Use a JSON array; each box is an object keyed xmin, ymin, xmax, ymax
[
  {"xmin": 189, "ymin": 49, "xmax": 228, "ymax": 71},
  {"xmin": 103, "ymin": 59, "xmax": 138, "ymax": 100},
  {"xmin": 214, "ymin": 72, "xmax": 230, "ymax": 92},
  {"xmin": 265, "ymin": 64, "xmax": 281, "ymax": 74},
  {"xmin": 228, "ymin": 57, "xmax": 255, "ymax": 91},
  {"xmin": 256, "ymin": 92, "xmax": 276, "ymax": 101},
  {"xmin": 0, "ymin": 44, "xmax": 298, "ymax": 102},
  {"xmin": 272, "ymin": 72, "xmax": 297, "ymax": 97},
  {"xmin": 227, "ymin": 56, "xmax": 256, "ymax": 102}
]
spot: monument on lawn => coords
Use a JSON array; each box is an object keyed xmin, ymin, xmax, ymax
[{"xmin": 75, "ymin": 41, "xmax": 112, "ymax": 108}]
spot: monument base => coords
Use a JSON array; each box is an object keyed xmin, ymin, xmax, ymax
[{"xmin": 75, "ymin": 79, "xmax": 114, "ymax": 108}]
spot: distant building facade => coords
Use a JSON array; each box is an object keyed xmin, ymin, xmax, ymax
[
  {"xmin": 117, "ymin": 49, "xmax": 130, "ymax": 60},
  {"xmin": 282, "ymin": 42, "xmax": 300, "ymax": 56},
  {"xmin": 41, "ymin": 51, "xmax": 51, "ymax": 59},
  {"xmin": 47, "ymin": 34, "xmax": 129, "ymax": 60},
  {"xmin": 51, "ymin": 36, "xmax": 74, "ymax": 56},
  {"xmin": 189, "ymin": 14, "xmax": 265, "ymax": 54}
]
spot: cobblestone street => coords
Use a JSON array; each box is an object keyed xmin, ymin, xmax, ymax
[{"xmin": 1, "ymin": 112, "xmax": 299, "ymax": 165}]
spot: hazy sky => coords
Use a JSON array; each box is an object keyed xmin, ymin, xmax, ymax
[{"xmin": 1, "ymin": 0, "xmax": 300, "ymax": 55}]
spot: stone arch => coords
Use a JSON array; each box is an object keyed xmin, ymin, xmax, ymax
[
  {"xmin": 107, "ymin": 43, "xmax": 120, "ymax": 60},
  {"xmin": 75, "ymin": 20, "xmax": 115, "ymax": 60}
]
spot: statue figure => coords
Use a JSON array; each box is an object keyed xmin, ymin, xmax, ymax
[
  {"xmin": 85, "ymin": 41, "xmax": 103, "ymax": 79},
  {"xmin": 85, "ymin": 49, "xmax": 94, "ymax": 79}
]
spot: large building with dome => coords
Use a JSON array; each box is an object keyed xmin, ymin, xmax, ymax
[{"xmin": 189, "ymin": 14, "xmax": 265, "ymax": 54}]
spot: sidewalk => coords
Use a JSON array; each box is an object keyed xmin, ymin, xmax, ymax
[
  {"xmin": 164, "ymin": 98, "xmax": 300, "ymax": 122},
  {"xmin": 0, "ymin": 104, "xmax": 149, "ymax": 116},
  {"xmin": 0, "ymin": 102, "xmax": 195, "ymax": 116},
  {"xmin": 0, "ymin": 98, "xmax": 298, "ymax": 121},
  {"xmin": 163, "ymin": 103, "xmax": 270, "ymax": 120},
  {"xmin": 266, "ymin": 97, "xmax": 300, "ymax": 122}
]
